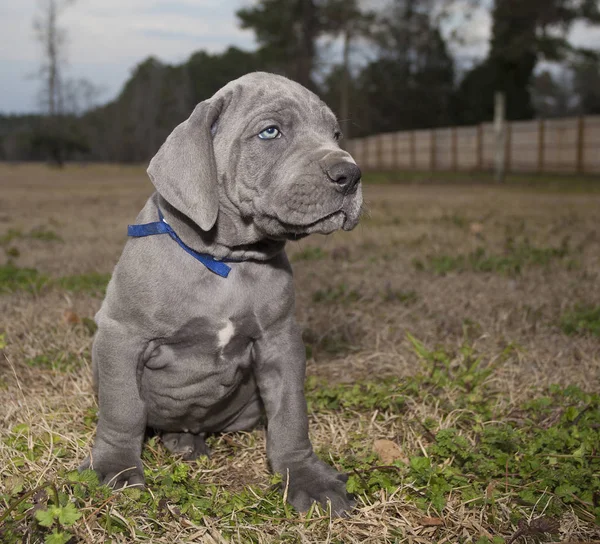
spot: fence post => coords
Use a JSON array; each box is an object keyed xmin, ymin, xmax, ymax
[
  {"xmin": 538, "ymin": 119, "xmax": 545, "ymax": 173},
  {"xmin": 431, "ymin": 129, "xmax": 436, "ymax": 171},
  {"xmin": 477, "ymin": 124, "xmax": 483, "ymax": 171},
  {"xmin": 576, "ymin": 116, "xmax": 585, "ymax": 174},
  {"xmin": 494, "ymin": 92, "xmax": 506, "ymax": 182},
  {"xmin": 452, "ymin": 127, "xmax": 458, "ymax": 171},
  {"xmin": 377, "ymin": 134, "xmax": 384, "ymax": 170},
  {"xmin": 410, "ymin": 130, "xmax": 416, "ymax": 170},
  {"xmin": 505, "ymin": 123, "xmax": 512, "ymax": 173}
]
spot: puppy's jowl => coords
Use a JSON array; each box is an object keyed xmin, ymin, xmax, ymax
[{"xmin": 81, "ymin": 72, "xmax": 363, "ymax": 515}]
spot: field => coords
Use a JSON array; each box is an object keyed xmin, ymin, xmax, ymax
[{"xmin": 1, "ymin": 164, "xmax": 599, "ymax": 543}]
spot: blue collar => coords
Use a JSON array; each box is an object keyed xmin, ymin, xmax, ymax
[{"xmin": 127, "ymin": 207, "xmax": 232, "ymax": 278}]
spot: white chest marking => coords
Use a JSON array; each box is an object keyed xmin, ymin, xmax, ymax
[{"xmin": 217, "ymin": 320, "xmax": 235, "ymax": 348}]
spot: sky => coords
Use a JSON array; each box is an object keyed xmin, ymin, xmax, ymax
[
  {"xmin": 1, "ymin": 0, "xmax": 600, "ymax": 114},
  {"xmin": 0, "ymin": 0, "xmax": 256, "ymax": 114}
]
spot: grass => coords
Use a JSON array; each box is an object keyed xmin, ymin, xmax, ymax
[
  {"xmin": 0, "ymin": 262, "xmax": 49, "ymax": 293},
  {"xmin": 25, "ymin": 350, "xmax": 89, "ymax": 373},
  {"xmin": 1, "ymin": 164, "xmax": 600, "ymax": 543},
  {"xmin": 0, "ymin": 263, "xmax": 110, "ymax": 296},
  {"xmin": 0, "ymin": 228, "xmax": 63, "ymax": 246},
  {"xmin": 312, "ymin": 283, "xmax": 362, "ymax": 304},
  {"xmin": 1, "ymin": 338, "xmax": 598, "ymax": 543},
  {"xmin": 290, "ymin": 246, "xmax": 328, "ymax": 262},
  {"xmin": 413, "ymin": 238, "xmax": 572, "ymax": 276},
  {"xmin": 302, "ymin": 325, "xmax": 361, "ymax": 359},
  {"xmin": 363, "ymin": 169, "xmax": 600, "ymax": 193},
  {"xmin": 561, "ymin": 306, "xmax": 600, "ymax": 337},
  {"xmin": 54, "ymin": 273, "xmax": 112, "ymax": 297},
  {"xmin": 382, "ymin": 288, "xmax": 418, "ymax": 305}
]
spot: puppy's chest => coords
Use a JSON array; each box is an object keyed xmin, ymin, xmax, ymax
[
  {"xmin": 146, "ymin": 311, "xmax": 260, "ymax": 370},
  {"xmin": 138, "ymin": 257, "xmax": 292, "ymax": 386},
  {"xmin": 139, "ymin": 312, "xmax": 258, "ymax": 415}
]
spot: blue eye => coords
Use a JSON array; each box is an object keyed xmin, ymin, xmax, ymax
[{"xmin": 258, "ymin": 126, "xmax": 281, "ymax": 140}]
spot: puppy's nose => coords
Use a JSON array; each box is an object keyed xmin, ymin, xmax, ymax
[{"xmin": 326, "ymin": 162, "xmax": 361, "ymax": 192}]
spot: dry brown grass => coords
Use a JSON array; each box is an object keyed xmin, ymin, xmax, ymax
[{"xmin": 1, "ymin": 163, "xmax": 599, "ymax": 543}]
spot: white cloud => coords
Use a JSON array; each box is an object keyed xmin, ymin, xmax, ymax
[
  {"xmin": 444, "ymin": 4, "xmax": 600, "ymax": 68},
  {"xmin": 569, "ymin": 20, "xmax": 600, "ymax": 50},
  {"xmin": 445, "ymin": 5, "xmax": 492, "ymax": 65},
  {"xmin": 60, "ymin": 0, "xmax": 255, "ymax": 64},
  {"xmin": 1, "ymin": 1, "xmax": 600, "ymax": 113},
  {"xmin": 0, "ymin": 0, "xmax": 255, "ymax": 112}
]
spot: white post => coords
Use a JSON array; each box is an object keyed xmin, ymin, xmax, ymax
[{"xmin": 494, "ymin": 91, "xmax": 506, "ymax": 183}]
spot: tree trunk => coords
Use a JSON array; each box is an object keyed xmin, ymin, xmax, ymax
[
  {"xmin": 340, "ymin": 25, "xmax": 351, "ymax": 141},
  {"xmin": 298, "ymin": 0, "xmax": 316, "ymax": 89}
]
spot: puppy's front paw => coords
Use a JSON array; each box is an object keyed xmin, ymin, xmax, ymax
[
  {"xmin": 79, "ymin": 445, "xmax": 145, "ymax": 489},
  {"xmin": 283, "ymin": 458, "xmax": 355, "ymax": 516}
]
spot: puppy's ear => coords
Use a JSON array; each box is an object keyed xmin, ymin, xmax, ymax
[{"xmin": 147, "ymin": 98, "xmax": 223, "ymax": 231}]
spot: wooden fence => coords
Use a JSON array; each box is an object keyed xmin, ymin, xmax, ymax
[{"xmin": 346, "ymin": 115, "xmax": 600, "ymax": 175}]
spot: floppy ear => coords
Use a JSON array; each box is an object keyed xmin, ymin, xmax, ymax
[{"xmin": 147, "ymin": 98, "xmax": 223, "ymax": 231}]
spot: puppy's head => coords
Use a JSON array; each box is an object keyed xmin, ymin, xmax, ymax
[{"xmin": 148, "ymin": 72, "xmax": 362, "ymax": 240}]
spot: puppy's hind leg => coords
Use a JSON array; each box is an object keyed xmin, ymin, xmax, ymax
[{"xmin": 162, "ymin": 431, "xmax": 210, "ymax": 461}]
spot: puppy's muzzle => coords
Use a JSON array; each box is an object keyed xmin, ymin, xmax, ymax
[{"xmin": 327, "ymin": 162, "xmax": 362, "ymax": 194}]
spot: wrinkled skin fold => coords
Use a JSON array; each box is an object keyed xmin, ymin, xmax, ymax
[{"xmin": 81, "ymin": 72, "xmax": 362, "ymax": 516}]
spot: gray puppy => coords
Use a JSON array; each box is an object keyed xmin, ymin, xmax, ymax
[{"xmin": 81, "ymin": 72, "xmax": 362, "ymax": 515}]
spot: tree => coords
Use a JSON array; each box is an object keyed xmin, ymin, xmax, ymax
[
  {"xmin": 531, "ymin": 70, "xmax": 575, "ymax": 118},
  {"xmin": 62, "ymin": 78, "xmax": 105, "ymax": 116},
  {"xmin": 186, "ymin": 47, "xmax": 265, "ymax": 103},
  {"xmin": 33, "ymin": 0, "xmax": 101, "ymax": 164},
  {"xmin": 456, "ymin": 0, "xmax": 600, "ymax": 123},
  {"xmin": 79, "ymin": 48, "xmax": 265, "ymax": 162},
  {"xmin": 337, "ymin": 0, "xmax": 454, "ymax": 135},
  {"xmin": 320, "ymin": 1, "xmax": 376, "ymax": 138},
  {"xmin": 572, "ymin": 56, "xmax": 600, "ymax": 114},
  {"xmin": 33, "ymin": 0, "xmax": 74, "ymax": 118},
  {"xmin": 237, "ymin": 0, "xmax": 319, "ymax": 89}
]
